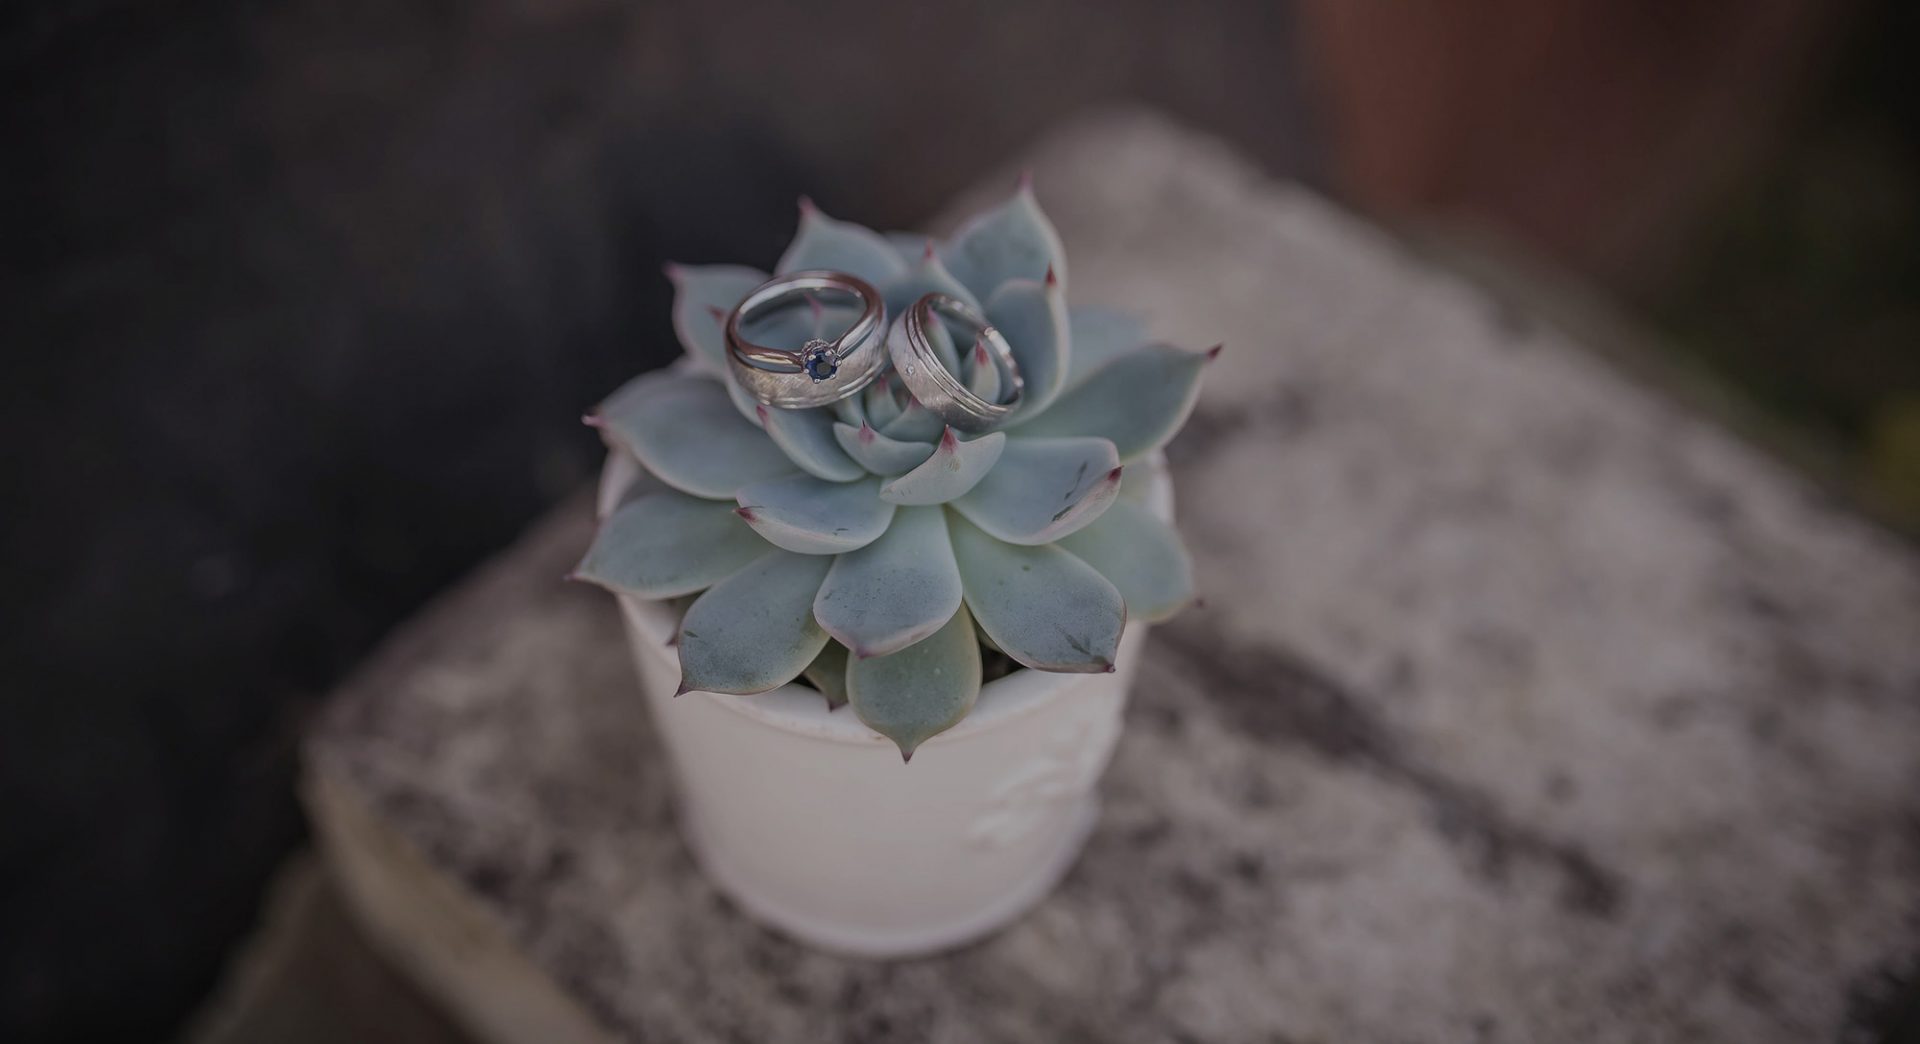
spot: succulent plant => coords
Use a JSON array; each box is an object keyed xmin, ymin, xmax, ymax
[{"xmin": 577, "ymin": 184, "xmax": 1212, "ymax": 759}]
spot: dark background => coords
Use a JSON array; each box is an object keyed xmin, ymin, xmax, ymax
[{"xmin": 4, "ymin": 0, "xmax": 1916, "ymax": 1040}]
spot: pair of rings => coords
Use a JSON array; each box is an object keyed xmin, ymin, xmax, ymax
[{"xmin": 724, "ymin": 270, "xmax": 1024, "ymax": 433}]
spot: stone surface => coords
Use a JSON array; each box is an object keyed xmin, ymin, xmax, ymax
[{"xmin": 306, "ymin": 111, "xmax": 1920, "ymax": 1043}]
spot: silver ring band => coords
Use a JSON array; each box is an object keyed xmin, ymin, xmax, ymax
[
  {"xmin": 725, "ymin": 270, "xmax": 888, "ymax": 409},
  {"xmin": 889, "ymin": 293, "xmax": 1025, "ymax": 434}
]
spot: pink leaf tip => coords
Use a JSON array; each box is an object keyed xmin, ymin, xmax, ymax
[
  {"xmin": 1206, "ymin": 343, "xmax": 1224, "ymax": 361},
  {"xmin": 735, "ymin": 506, "xmax": 757, "ymax": 522},
  {"xmin": 1017, "ymin": 168, "xmax": 1034, "ymax": 191},
  {"xmin": 662, "ymin": 261, "xmax": 683, "ymax": 282},
  {"xmin": 1043, "ymin": 265, "xmax": 1058, "ymax": 288},
  {"xmin": 754, "ymin": 403, "xmax": 769, "ymax": 425},
  {"xmin": 858, "ymin": 422, "xmax": 876, "ymax": 443},
  {"xmin": 581, "ymin": 413, "xmax": 604, "ymax": 428},
  {"xmin": 706, "ymin": 305, "xmax": 727, "ymax": 323},
  {"xmin": 973, "ymin": 339, "xmax": 989, "ymax": 364},
  {"xmin": 1106, "ymin": 466, "xmax": 1124, "ymax": 482},
  {"xmin": 797, "ymin": 194, "xmax": 817, "ymax": 215},
  {"xmin": 923, "ymin": 238, "xmax": 937, "ymax": 261},
  {"xmin": 939, "ymin": 427, "xmax": 959, "ymax": 451}
]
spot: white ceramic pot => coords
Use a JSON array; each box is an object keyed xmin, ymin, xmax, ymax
[{"xmin": 608, "ymin": 457, "xmax": 1173, "ymax": 958}]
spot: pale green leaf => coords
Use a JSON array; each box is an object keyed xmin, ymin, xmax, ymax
[
  {"xmin": 776, "ymin": 203, "xmax": 909, "ymax": 286},
  {"xmin": 813, "ymin": 505, "xmax": 963, "ymax": 658},
  {"xmin": 734, "ymin": 474, "xmax": 894, "ymax": 554},
  {"xmin": 879, "ymin": 429, "xmax": 1006, "ymax": 505},
  {"xmin": 668, "ymin": 264, "xmax": 765, "ymax": 376},
  {"xmin": 833, "ymin": 421, "xmax": 934, "ymax": 476},
  {"xmin": 677, "ymin": 550, "xmax": 833, "ymax": 695},
  {"xmin": 847, "ymin": 603, "xmax": 982, "ymax": 761},
  {"xmin": 950, "ymin": 436, "xmax": 1120, "ymax": 545},
  {"xmin": 592, "ymin": 371, "xmax": 795, "ymax": 499},
  {"xmin": 574, "ymin": 489, "xmax": 768, "ymax": 599},
  {"xmin": 939, "ymin": 183, "xmax": 1066, "ymax": 300},
  {"xmin": 1057, "ymin": 498, "xmax": 1194, "ymax": 623},
  {"xmin": 984, "ymin": 276, "xmax": 1070, "ymax": 421},
  {"xmin": 1014, "ymin": 343, "xmax": 1210, "ymax": 462},
  {"xmin": 949, "ymin": 513, "xmax": 1125, "ymax": 673}
]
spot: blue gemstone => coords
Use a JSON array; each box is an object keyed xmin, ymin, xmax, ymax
[{"xmin": 803, "ymin": 346, "xmax": 837, "ymax": 382}]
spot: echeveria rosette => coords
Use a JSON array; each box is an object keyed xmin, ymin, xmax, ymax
[{"xmin": 577, "ymin": 186, "xmax": 1211, "ymax": 760}]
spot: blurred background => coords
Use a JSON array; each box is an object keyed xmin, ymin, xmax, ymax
[{"xmin": 4, "ymin": 0, "xmax": 1917, "ymax": 1040}]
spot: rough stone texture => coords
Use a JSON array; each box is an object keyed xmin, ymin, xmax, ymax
[{"xmin": 306, "ymin": 111, "xmax": 1920, "ymax": 1043}]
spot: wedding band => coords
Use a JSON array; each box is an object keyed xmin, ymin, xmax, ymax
[
  {"xmin": 889, "ymin": 293, "xmax": 1025, "ymax": 434},
  {"xmin": 725, "ymin": 270, "xmax": 888, "ymax": 409}
]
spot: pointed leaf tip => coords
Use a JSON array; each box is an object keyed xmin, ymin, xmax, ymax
[
  {"xmin": 901, "ymin": 748, "xmax": 914, "ymax": 764},
  {"xmin": 1017, "ymin": 168, "xmax": 1034, "ymax": 190},
  {"xmin": 581, "ymin": 413, "xmax": 603, "ymax": 428},
  {"xmin": 1044, "ymin": 265, "xmax": 1058, "ymax": 287},
  {"xmin": 1108, "ymin": 466, "xmax": 1123, "ymax": 482},
  {"xmin": 923, "ymin": 238, "xmax": 936, "ymax": 260},
  {"xmin": 673, "ymin": 679, "xmax": 693, "ymax": 697},
  {"xmin": 940, "ymin": 426, "xmax": 958, "ymax": 451},
  {"xmin": 798, "ymin": 194, "xmax": 816, "ymax": 214},
  {"xmin": 663, "ymin": 261, "xmax": 683, "ymax": 282},
  {"xmin": 858, "ymin": 422, "xmax": 876, "ymax": 443},
  {"xmin": 1207, "ymin": 343, "xmax": 1224, "ymax": 360},
  {"xmin": 735, "ymin": 506, "xmax": 756, "ymax": 522}
]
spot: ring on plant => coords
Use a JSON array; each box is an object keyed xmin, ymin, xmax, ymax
[
  {"xmin": 724, "ymin": 269, "xmax": 888, "ymax": 408},
  {"xmin": 889, "ymin": 292, "xmax": 1025, "ymax": 434}
]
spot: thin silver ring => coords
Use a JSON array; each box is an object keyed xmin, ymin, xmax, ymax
[
  {"xmin": 725, "ymin": 270, "xmax": 888, "ymax": 409},
  {"xmin": 888, "ymin": 293, "xmax": 1025, "ymax": 434}
]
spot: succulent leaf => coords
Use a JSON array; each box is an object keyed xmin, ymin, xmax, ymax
[
  {"xmin": 735, "ymin": 474, "xmax": 895, "ymax": 554},
  {"xmin": 668, "ymin": 264, "xmax": 765, "ymax": 375},
  {"xmin": 776, "ymin": 202, "xmax": 910, "ymax": 286},
  {"xmin": 813, "ymin": 505, "xmax": 963, "ymax": 658},
  {"xmin": 879, "ymin": 429, "xmax": 1006, "ymax": 505},
  {"xmin": 832, "ymin": 422, "xmax": 933, "ymax": 475},
  {"xmin": 883, "ymin": 244, "xmax": 982, "ymax": 317},
  {"xmin": 595, "ymin": 449, "xmax": 644, "ymax": 520},
  {"xmin": 939, "ymin": 184, "xmax": 1066, "ymax": 300},
  {"xmin": 802, "ymin": 641, "xmax": 851, "ymax": 709},
  {"xmin": 863, "ymin": 373, "xmax": 904, "ymax": 429},
  {"xmin": 950, "ymin": 436, "xmax": 1121, "ymax": 545},
  {"xmin": 846, "ymin": 603, "xmax": 982, "ymax": 761},
  {"xmin": 1012, "ymin": 343, "xmax": 1209, "ymax": 462},
  {"xmin": 1057, "ymin": 497, "xmax": 1195, "ymax": 622},
  {"xmin": 964, "ymin": 337, "xmax": 1003, "ymax": 403},
  {"xmin": 883, "ymin": 230, "xmax": 930, "ymax": 264},
  {"xmin": 677, "ymin": 550, "xmax": 833, "ymax": 695},
  {"xmin": 593, "ymin": 372, "xmax": 795, "ymax": 499},
  {"xmin": 831, "ymin": 391, "xmax": 866, "ymax": 428},
  {"xmin": 879, "ymin": 397, "xmax": 947, "ymax": 443},
  {"xmin": 949, "ymin": 513, "xmax": 1124, "ymax": 673},
  {"xmin": 755, "ymin": 403, "xmax": 866, "ymax": 482},
  {"xmin": 576, "ymin": 489, "xmax": 767, "ymax": 599},
  {"xmin": 1064, "ymin": 307, "xmax": 1152, "ymax": 387},
  {"xmin": 984, "ymin": 276, "xmax": 1070, "ymax": 422}
]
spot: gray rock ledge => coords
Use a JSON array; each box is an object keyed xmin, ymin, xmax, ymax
[{"xmin": 307, "ymin": 110, "xmax": 1920, "ymax": 1044}]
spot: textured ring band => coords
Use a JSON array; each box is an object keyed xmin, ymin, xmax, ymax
[
  {"xmin": 725, "ymin": 270, "xmax": 888, "ymax": 409},
  {"xmin": 889, "ymin": 293, "xmax": 1025, "ymax": 434}
]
